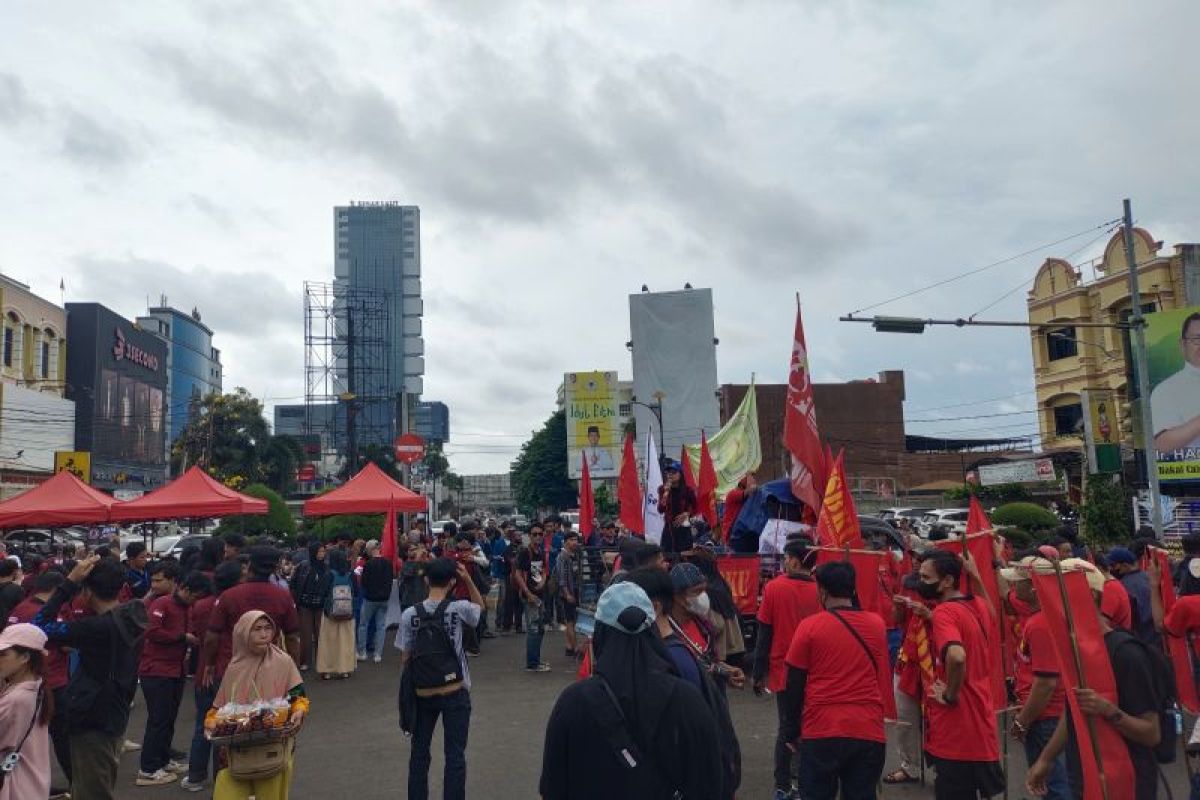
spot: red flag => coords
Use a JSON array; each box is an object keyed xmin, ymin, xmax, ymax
[
  {"xmin": 617, "ymin": 434, "xmax": 644, "ymax": 535},
  {"xmin": 784, "ymin": 301, "xmax": 825, "ymax": 514},
  {"xmin": 579, "ymin": 453, "xmax": 595, "ymax": 537},
  {"xmin": 966, "ymin": 495, "xmax": 991, "ymax": 536},
  {"xmin": 935, "ymin": 531, "xmax": 1006, "ymax": 708},
  {"xmin": 1032, "ymin": 568, "xmax": 1135, "ymax": 800},
  {"xmin": 814, "ymin": 451, "xmax": 862, "ymax": 548},
  {"xmin": 697, "ymin": 433, "xmax": 719, "ymax": 529},
  {"xmin": 379, "ymin": 498, "xmax": 400, "ymax": 571},
  {"xmin": 680, "ymin": 445, "xmax": 697, "ymax": 491},
  {"xmin": 1147, "ymin": 546, "xmax": 1200, "ymax": 713}
]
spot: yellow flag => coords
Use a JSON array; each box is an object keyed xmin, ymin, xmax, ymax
[{"xmin": 684, "ymin": 381, "xmax": 761, "ymax": 499}]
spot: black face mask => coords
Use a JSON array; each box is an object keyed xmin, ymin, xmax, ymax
[{"xmin": 915, "ymin": 579, "xmax": 942, "ymax": 601}]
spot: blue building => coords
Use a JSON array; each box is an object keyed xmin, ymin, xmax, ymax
[
  {"xmin": 137, "ymin": 305, "xmax": 222, "ymax": 459},
  {"xmin": 413, "ymin": 400, "xmax": 449, "ymax": 444}
]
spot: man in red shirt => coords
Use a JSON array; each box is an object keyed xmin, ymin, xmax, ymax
[
  {"xmin": 1149, "ymin": 555, "xmax": 1200, "ymax": 751},
  {"xmin": 136, "ymin": 569, "xmax": 208, "ymax": 785},
  {"xmin": 1097, "ymin": 554, "xmax": 1134, "ymax": 630},
  {"xmin": 8, "ymin": 570, "xmax": 72, "ymax": 790},
  {"xmin": 202, "ymin": 547, "xmax": 300, "ymax": 687},
  {"xmin": 751, "ymin": 537, "xmax": 819, "ymax": 797},
  {"xmin": 918, "ymin": 549, "xmax": 1005, "ymax": 799},
  {"xmin": 720, "ymin": 473, "xmax": 757, "ymax": 540},
  {"xmin": 1002, "ymin": 556, "xmax": 1069, "ymax": 800},
  {"xmin": 781, "ymin": 561, "xmax": 890, "ymax": 800}
]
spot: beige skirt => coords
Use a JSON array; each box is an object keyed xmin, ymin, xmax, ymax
[{"xmin": 316, "ymin": 615, "xmax": 357, "ymax": 675}]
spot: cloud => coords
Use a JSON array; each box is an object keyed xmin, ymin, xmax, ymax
[
  {"xmin": 59, "ymin": 111, "xmax": 136, "ymax": 168},
  {"xmin": 0, "ymin": 73, "xmax": 40, "ymax": 125}
]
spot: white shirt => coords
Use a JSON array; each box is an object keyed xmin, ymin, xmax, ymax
[
  {"xmin": 395, "ymin": 598, "xmax": 482, "ymax": 689},
  {"xmin": 1150, "ymin": 362, "xmax": 1200, "ymax": 448},
  {"xmin": 581, "ymin": 446, "xmax": 616, "ymax": 474}
]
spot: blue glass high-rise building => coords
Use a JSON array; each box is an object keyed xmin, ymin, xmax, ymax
[
  {"xmin": 136, "ymin": 306, "xmax": 222, "ymax": 459},
  {"xmin": 332, "ymin": 202, "xmax": 424, "ymax": 447}
]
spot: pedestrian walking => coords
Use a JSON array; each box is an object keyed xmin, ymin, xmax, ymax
[
  {"xmin": 539, "ymin": 582, "xmax": 722, "ymax": 800},
  {"xmin": 205, "ymin": 611, "xmax": 309, "ymax": 800},
  {"xmin": 0, "ymin": 623, "xmax": 54, "ymax": 800},
  {"xmin": 397, "ymin": 558, "xmax": 483, "ymax": 800},
  {"xmin": 316, "ymin": 549, "xmax": 357, "ymax": 679},
  {"xmin": 288, "ymin": 541, "xmax": 328, "ymax": 671},
  {"xmin": 514, "ymin": 525, "xmax": 550, "ymax": 672},
  {"xmin": 356, "ymin": 540, "xmax": 394, "ymax": 662}
]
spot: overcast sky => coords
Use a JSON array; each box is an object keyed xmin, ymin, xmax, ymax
[{"xmin": 2, "ymin": 1, "xmax": 1197, "ymax": 474}]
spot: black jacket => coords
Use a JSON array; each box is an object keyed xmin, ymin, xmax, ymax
[{"xmin": 361, "ymin": 557, "xmax": 395, "ymax": 603}]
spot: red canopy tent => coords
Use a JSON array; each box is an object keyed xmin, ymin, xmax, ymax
[
  {"xmin": 108, "ymin": 466, "xmax": 269, "ymax": 522},
  {"xmin": 0, "ymin": 470, "xmax": 121, "ymax": 529},
  {"xmin": 302, "ymin": 462, "xmax": 427, "ymax": 516}
]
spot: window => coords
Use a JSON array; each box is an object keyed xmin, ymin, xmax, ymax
[
  {"xmin": 40, "ymin": 341, "xmax": 49, "ymax": 379},
  {"xmin": 1046, "ymin": 326, "xmax": 1078, "ymax": 361},
  {"xmin": 2, "ymin": 328, "xmax": 11, "ymax": 368},
  {"xmin": 618, "ymin": 403, "xmax": 632, "ymax": 417},
  {"xmin": 1053, "ymin": 403, "xmax": 1084, "ymax": 436}
]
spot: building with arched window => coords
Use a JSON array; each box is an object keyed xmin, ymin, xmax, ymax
[{"xmin": 1027, "ymin": 229, "xmax": 1200, "ymax": 451}]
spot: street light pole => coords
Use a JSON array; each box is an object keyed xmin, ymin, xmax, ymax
[
  {"xmin": 1123, "ymin": 198, "xmax": 1165, "ymax": 537},
  {"xmin": 630, "ymin": 397, "xmax": 665, "ymax": 453}
]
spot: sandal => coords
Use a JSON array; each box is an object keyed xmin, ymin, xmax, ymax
[{"xmin": 883, "ymin": 769, "xmax": 918, "ymax": 784}]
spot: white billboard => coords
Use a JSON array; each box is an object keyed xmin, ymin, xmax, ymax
[{"xmin": 978, "ymin": 458, "xmax": 1056, "ymax": 486}]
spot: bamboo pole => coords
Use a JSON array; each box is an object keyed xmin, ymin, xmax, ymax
[{"xmin": 1052, "ymin": 561, "xmax": 1111, "ymax": 800}]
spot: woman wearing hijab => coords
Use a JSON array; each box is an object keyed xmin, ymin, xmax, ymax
[
  {"xmin": 0, "ymin": 623, "xmax": 53, "ymax": 800},
  {"xmin": 205, "ymin": 611, "xmax": 308, "ymax": 800},
  {"xmin": 539, "ymin": 583, "xmax": 722, "ymax": 800},
  {"xmin": 315, "ymin": 549, "xmax": 357, "ymax": 680},
  {"xmin": 289, "ymin": 541, "xmax": 329, "ymax": 670}
]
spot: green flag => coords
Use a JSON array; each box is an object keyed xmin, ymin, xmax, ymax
[{"xmin": 684, "ymin": 381, "xmax": 761, "ymax": 499}]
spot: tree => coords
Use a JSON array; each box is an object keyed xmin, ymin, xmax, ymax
[
  {"xmin": 593, "ymin": 483, "xmax": 618, "ymax": 520},
  {"xmin": 945, "ymin": 482, "xmax": 1033, "ymax": 505},
  {"xmin": 511, "ymin": 410, "xmax": 577, "ymax": 513},
  {"xmin": 215, "ymin": 483, "xmax": 295, "ymax": 538},
  {"xmin": 172, "ymin": 388, "xmax": 271, "ymax": 485},
  {"xmin": 341, "ymin": 443, "xmax": 402, "ymax": 482},
  {"xmin": 262, "ymin": 435, "xmax": 305, "ymax": 496},
  {"xmin": 306, "ymin": 514, "xmax": 384, "ymax": 542},
  {"xmin": 1080, "ymin": 473, "xmax": 1133, "ymax": 545}
]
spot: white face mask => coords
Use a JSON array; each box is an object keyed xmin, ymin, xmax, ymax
[{"xmin": 685, "ymin": 591, "xmax": 711, "ymax": 618}]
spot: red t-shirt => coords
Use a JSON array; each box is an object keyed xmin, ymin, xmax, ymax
[
  {"xmin": 8, "ymin": 596, "xmax": 69, "ymax": 690},
  {"xmin": 785, "ymin": 608, "xmax": 889, "ymax": 743},
  {"xmin": 756, "ymin": 574, "xmax": 820, "ymax": 691},
  {"xmin": 1163, "ymin": 595, "xmax": 1200, "ymax": 658},
  {"xmin": 1014, "ymin": 611, "xmax": 1064, "ymax": 721},
  {"xmin": 1101, "ymin": 579, "xmax": 1132, "ymax": 630},
  {"xmin": 208, "ymin": 580, "xmax": 299, "ymax": 678},
  {"xmin": 926, "ymin": 596, "xmax": 1001, "ymax": 762}
]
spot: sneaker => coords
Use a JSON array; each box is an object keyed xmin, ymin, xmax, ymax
[
  {"xmin": 136, "ymin": 770, "xmax": 178, "ymax": 787},
  {"xmin": 466, "ymin": 650, "xmax": 481, "ymax": 658},
  {"xmin": 557, "ymin": 624, "xmax": 567, "ymax": 632},
  {"xmin": 122, "ymin": 739, "xmax": 142, "ymax": 753},
  {"xmin": 1188, "ymin": 717, "xmax": 1200, "ymax": 754},
  {"xmin": 165, "ymin": 760, "xmax": 189, "ymax": 775},
  {"xmin": 481, "ymin": 630, "xmax": 497, "ymax": 639},
  {"xmin": 373, "ymin": 653, "xmax": 382, "ymax": 663},
  {"xmin": 525, "ymin": 663, "xmax": 552, "ymax": 673},
  {"xmin": 356, "ymin": 651, "xmax": 367, "ymax": 661},
  {"xmin": 48, "ymin": 787, "xmax": 71, "ymax": 799},
  {"xmin": 179, "ymin": 777, "xmax": 206, "ymax": 793}
]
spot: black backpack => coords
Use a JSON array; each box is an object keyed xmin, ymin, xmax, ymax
[
  {"xmin": 408, "ymin": 597, "xmax": 462, "ymax": 691},
  {"xmin": 1110, "ymin": 630, "xmax": 1179, "ymax": 764}
]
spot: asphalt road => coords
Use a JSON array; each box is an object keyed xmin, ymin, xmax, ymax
[{"xmin": 98, "ymin": 625, "xmax": 1195, "ymax": 800}]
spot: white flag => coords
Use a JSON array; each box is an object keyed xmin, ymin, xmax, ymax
[{"xmin": 643, "ymin": 435, "xmax": 665, "ymax": 544}]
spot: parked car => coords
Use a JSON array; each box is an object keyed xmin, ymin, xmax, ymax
[
  {"xmin": 430, "ymin": 519, "xmax": 458, "ymax": 534},
  {"xmin": 878, "ymin": 507, "xmax": 935, "ymax": 525},
  {"xmin": 918, "ymin": 509, "xmax": 970, "ymax": 537}
]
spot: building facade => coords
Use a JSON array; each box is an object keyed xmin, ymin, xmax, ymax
[
  {"xmin": 1027, "ymin": 228, "xmax": 1200, "ymax": 450},
  {"xmin": 457, "ymin": 473, "xmax": 515, "ymax": 514},
  {"xmin": 413, "ymin": 400, "xmax": 449, "ymax": 444},
  {"xmin": 136, "ymin": 305, "xmax": 222, "ymax": 459},
  {"xmin": 332, "ymin": 202, "xmax": 424, "ymax": 448},
  {"xmin": 66, "ymin": 303, "xmax": 169, "ymax": 493},
  {"xmin": 0, "ymin": 275, "xmax": 67, "ymax": 392}
]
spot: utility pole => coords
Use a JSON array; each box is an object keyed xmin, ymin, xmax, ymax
[{"xmin": 1124, "ymin": 198, "xmax": 1165, "ymax": 537}]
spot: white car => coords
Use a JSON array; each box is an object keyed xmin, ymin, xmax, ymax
[
  {"xmin": 878, "ymin": 507, "xmax": 935, "ymax": 525},
  {"xmin": 918, "ymin": 509, "xmax": 971, "ymax": 536}
]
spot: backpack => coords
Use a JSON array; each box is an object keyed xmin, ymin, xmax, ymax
[
  {"xmin": 408, "ymin": 597, "xmax": 462, "ymax": 692},
  {"xmin": 1110, "ymin": 630, "xmax": 1179, "ymax": 764},
  {"xmin": 326, "ymin": 573, "xmax": 354, "ymax": 620}
]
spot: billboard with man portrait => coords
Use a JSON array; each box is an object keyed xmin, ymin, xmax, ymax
[
  {"xmin": 565, "ymin": 371, "xmax": 619, "ymax": 479},
  {"xmin": 1146, "ymin": 305, "xmax": 1200, "ymax": 481}
]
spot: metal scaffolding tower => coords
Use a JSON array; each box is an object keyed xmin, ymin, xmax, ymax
[{"xmin": 303, "ymin": 282, "xmax": 393, "ymax": 473}]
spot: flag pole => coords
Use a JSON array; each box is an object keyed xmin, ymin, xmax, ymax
[{"xmin": 1053, "ymin": 561, "xmax": 1111, "ymax": 800}]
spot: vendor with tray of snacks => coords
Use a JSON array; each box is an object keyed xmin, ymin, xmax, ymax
[{"xmin": 204, "ymin": 610, "xmax": 309, "ymax": 800}]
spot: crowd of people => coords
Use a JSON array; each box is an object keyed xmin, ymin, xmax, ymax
[{"xmin": 2, "ymin": 507, "xmax": 1200, "ymax": 800}]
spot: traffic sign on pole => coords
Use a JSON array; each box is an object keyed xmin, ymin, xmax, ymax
[{"xmin": 393, "ymin": 433, "xmax": 425, "ymax": 464}]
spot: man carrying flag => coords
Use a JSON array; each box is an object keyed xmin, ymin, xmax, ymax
[{"xmin": 916, "ymin": 549, "xmax": 1005, "ymax": 799}]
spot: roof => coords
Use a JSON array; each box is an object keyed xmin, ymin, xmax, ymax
[
  {"xmin": 0, "ymin": 470, "xmax": 118, "ymax": 529},
  {"xmin": 302, "ymin": 462, "xmax": 428, "ymax": 516},
  {"xmin": 108, "ymin": 466, "xmax": 268, "ymax": 521}
]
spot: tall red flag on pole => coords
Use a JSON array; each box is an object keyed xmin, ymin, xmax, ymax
[
  {"xmin": 696, "ymin": 432, "xmax": 719, "ymax": 530},
  {"xmin": 679, "ymin": 445, "xmax": 697, "ymax": 491},
  {"xmin": 784, "ymin": 299, "xmax": 826, "ymax": 514},
  {"xmin": 617, "ymin": 434, "xmax": 644, "ymax": 535},
  {"xmin": 813, "ymin": 450, "xmax": 862, "ymax": 548},
  {"xmin": 579, "ymin": 453, "xmax": 595, "ymax": 538},
  {"xmin": 379, "ymin": 497, "xmax": 400, "ymax": 571}
]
